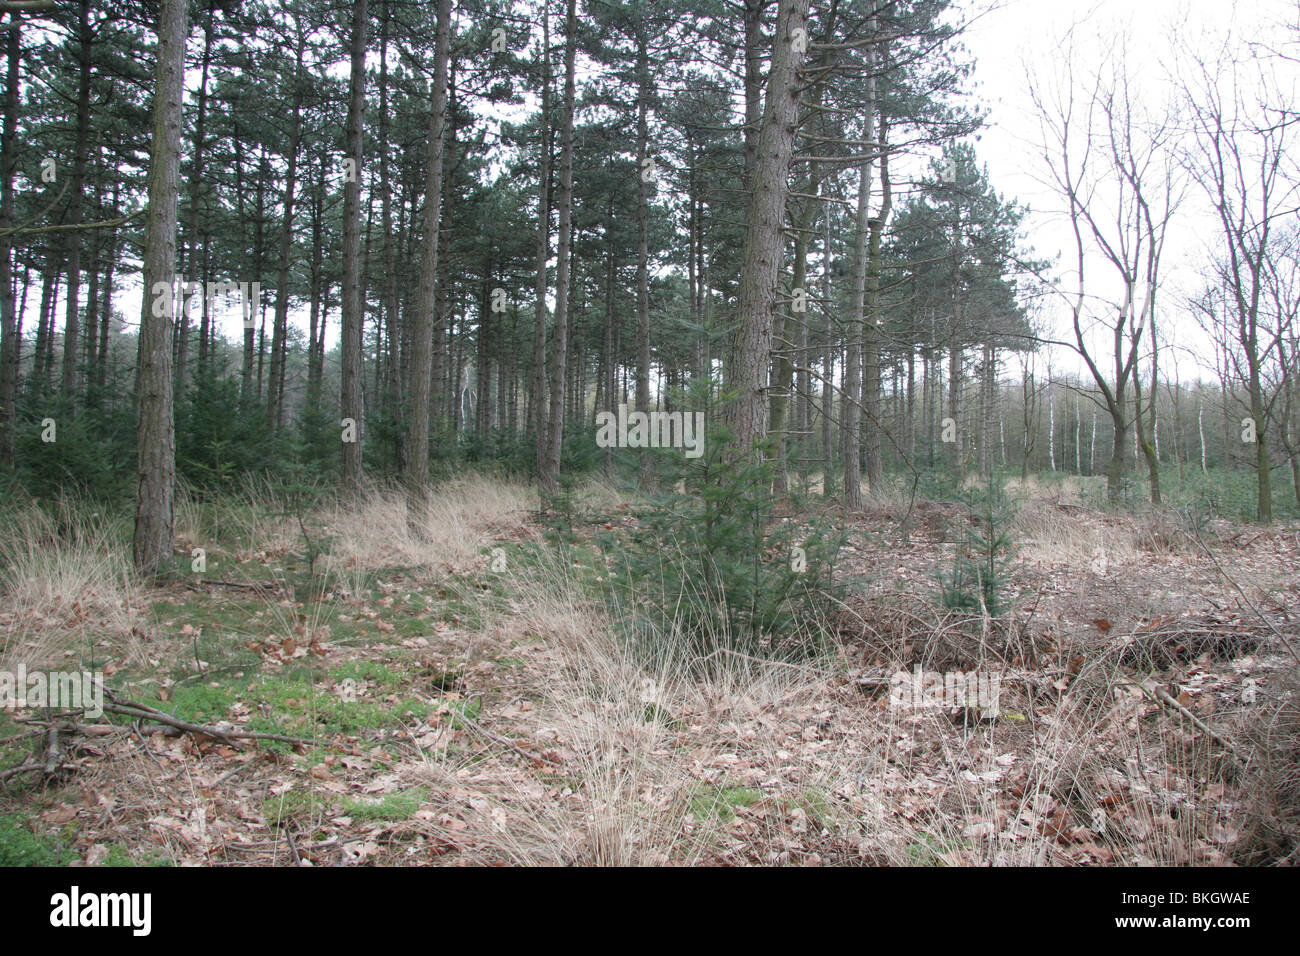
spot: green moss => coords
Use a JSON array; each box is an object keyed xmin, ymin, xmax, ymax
[
  {"xmin": 341, "ymin": 787, "xmax": 426, "ymax": 822},
  {"xmin": 0, "ymin": 813, "xmax": 77, "ymax": 866},
  {"xmin": 688, "ymin": 785, "xmax": 763, "ymax": 822},
  {"xmin": 905, "ymin": 832, "xmax": 969, "ymax": 866},
  {"xmin": 135, "ymin": 682, "xmax": 240, "ymax": 724},
  {"xmin": 332, "ymin": 660, "xmax": 405, "ymax": 688}
]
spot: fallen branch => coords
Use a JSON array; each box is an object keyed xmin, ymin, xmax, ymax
[
  {"xmin": 1138, "ymin": 680, "xmax": 1246, "ymax": 762},
  {"xmin": 95, "ymin": 682, "xmax": 313, "ymax": 746},
  {"xmin": 43, "ymin": 724, "xmax": 61, "ymax": 774},
  {"xmin": 103, "ymin": 702, "xmax": 312, "ymax": 747},
  {"xmin": 0, "ymin": 761, "xmax": 45, "ymax": 785},
  {"xmin": 189, "ymin": 579, "xmax": 278, "ymax": 593}
]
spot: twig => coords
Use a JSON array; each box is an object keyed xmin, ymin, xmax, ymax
[
  {"xmin": 43, "ymin": 724, "xmax": 61, "ymax": 774},
  {"xmin": 130, "ymin": 723, "xmax": 168, "ymax": 770},
  {"xmin": 0, "ymin": 761, "xmax": 45, "ymax": 785},
  {"xmin": 453, "ymin": 705, "xmax": 563, "ymax": 768},
  {"xmin": 96, "ymin": 681, "xmax": 314, "ymax": 746},
  {"xmin": 190, "ymin": 579, "xmax": 276, "ymax": 593},
  {"xmin": 103, "ymin": 703, "xmax": 312, "ymax": 746},
  {"xmin": 1138, "ymin": 680, "xmax": 1246, "ymax": 761},
  {"xmin": 211, "ymin": 764, "xmax": 250, "ymax": 788}
]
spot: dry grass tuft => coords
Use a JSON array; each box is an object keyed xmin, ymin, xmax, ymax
[
  {"xmin": 1013, "ymin": 501, "xmax": 1138, "ymax": 569},
  {"xmin": 1232, "ymin": 668, "xmax": 1300, "ymax": 864},
  {"xmin": 0, "ymin": 499, "xmax": 140, "ymax": 668},
  {"xmin": 321, "ymin": 474, "xmax": 538, "ymax": 587}
]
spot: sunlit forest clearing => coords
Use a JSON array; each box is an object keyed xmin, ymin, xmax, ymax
[{"xmin": 0, "ymin": 0, "xmax": 1298, "ymax": 868}]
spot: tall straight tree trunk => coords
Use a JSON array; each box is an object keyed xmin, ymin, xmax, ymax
[
  {"xmin": 1249, "ymin": 363, "xmax": 1271, "ymax": 522},
  {"xmin": 529, "ymin": 6, "xmax": 552, "ymax": 468},
  {"xmin": 377, "ymin": 0, "xmax": 404, "ymax": 468},
  {"xmin": 508, "ymin": 306, "xmax": 520, "ymax": 434},
  {"xmin": 33, "ymin": 265, "xmax": 58, "ymax": 392},
  {"xmin": 770, "ymin": 191, "xmax": 812, "ymax": 496},
  {"xmin": 242, "ymin": 149, "xmax": 266, "ymax": 402},
  {"xmin": 476, "ymin": 269, "xmax": 492, "ymax": 437},
  {"xmin": 340, "ymin": 0, "xmax": 368, "ymax": 493},
  {"xmin": 0, "ymin": 23, "xmax": 21, "ymax": 469},
  {"xmin": 1134, "ymin": 364, "xmax": 1160, "ymax": 504},
  {"xmin": 268, "ymin": 27, "xmax": 304, "ymax": 429},
  {"xmin": 405, "ymin": 0, "xmax": 450, "ymax": 515},
  {"xmin": 771, "ymin": 14, "xmax": 835, "ymax": 496},
  {"xmin": 821, "ymin": 209, "xmax": 835, "ymax": 496},
  {"xmin": 95, "ymin": 195, "xmax": 116, "ymax": 392},
  {"xmin": 177, "ymin": 1, "xmax": 211, "ymax": 398},
  {"xmin": 724, "ymin": 0, "xmax": 809, "ymax": 455},
  {"xmin": 540, "ymin": 0, "xmax": 577, "ymax": 492},
  {"xmin": 843, "ymin": 154, "xmax": 870, "ymax": 510},
  {"xmin": 602, "ymin": 204, "xmax": 616, "ymax": 476},
  {"xmin": 863, "ymin": 109, "xmax": 890, "ymax": 492},
  {"xmin": 949, "ymin": 343, "xmax": 963, "ymax": 475},
  {"xmin": 845, "ymin": 30, "xmax": 880, "ymax": 509},
  {"xmin": 634, "ymin": 29, "xmax": 652, "ymax": 486},
  {"xmin": 431, "ymin": 81, "xmax": 456, "ymax": 438},
  {"xmin": 307, "ymin": 148, "xmax": 325, "ymax": 403},
  {"xmin": 187, "ymin": 4, "xmax": 213, "ymax": 383},
  {"xmin": 979, "ymin": 345, "xmax": 996, "ymax": 481},
  {"xmin": 133, "ymin": 0, "xmax": 188, "ymax": 573},
  {"xmin": 84, "ymin": 222, "xmax": 99, "ymax": 375},
  {"xmin": 60, "ymin": 0, "xmax": 93, "ymax": 402}
]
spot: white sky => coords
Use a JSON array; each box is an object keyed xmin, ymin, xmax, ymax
[{"xmin": 961, "ymin": 0, "xmax": 1300, "ymax": 383}]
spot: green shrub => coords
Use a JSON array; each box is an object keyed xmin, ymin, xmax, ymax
[
  {"xmin": 597, "ymin": 405, "xmax": 846, "ymax": 663},
  {"xmin": 937, "ymin": 475, "xmax": 1016, "ymax": 616}
]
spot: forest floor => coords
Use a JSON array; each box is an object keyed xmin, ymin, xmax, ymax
[{"xmin": 1, "ymin": 474, "xmax": 1298, "ymax": 866}]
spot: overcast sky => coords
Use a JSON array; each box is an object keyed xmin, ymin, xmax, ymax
[{"xmin": 962, "ymin": 0, "xmax": 1300, "ymax": 382}]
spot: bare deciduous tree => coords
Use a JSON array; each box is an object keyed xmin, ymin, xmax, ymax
[
  {"xmin": 1030, "ymin": 36, "xmax": 1181, "ymax": 504},
  {"xmin": 1180, "ymin": 38, "xmax": 1299, "ymax": 522}
]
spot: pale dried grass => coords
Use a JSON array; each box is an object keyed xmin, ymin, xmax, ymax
[{"xmin": 0, "ymin": 500, "xmax": 140, "ymax": 669}]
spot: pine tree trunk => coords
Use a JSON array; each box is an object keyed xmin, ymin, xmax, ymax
[
  {"xmin": 540, "ymin": 0, "xmax": 577, "ymax": 492},
  {"xmin": 529, "ymin": 7, "xmax": 552, "ymax": 466},
  {"xmin": 267, "ymin": 31, "xmax": 303, "ymax": 430},
  {"xmin": 634, "ymin": 30, "xmax": 652, "ymax": 485},
  {"xmin": 340, "ymin": 0, "xmax": 368, "ymax": 494},
  {"xmin": 60, "ymin": 0, "xmax": 93, "ymax": 402},
  {"xmin": 863, "ymin": 112, "xmax": 890, "ymax": 492},
  {"xmin": 133, "ymin": 0, "xmax": 188, "ymax": 574},
  {"xmin": 843, "ymin": 152, "xmax": 870, "ymax": 510},
  {"xmin": 725, "ymin": 0, "xmax": 809, "ymax": 456},
  {"xmin": 404, "ymin": 0, "xmax": 450, "ymax": 513},
  {"xmin": 0, "ymin": 24, "xmax": 21, "ymax": 469}
]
